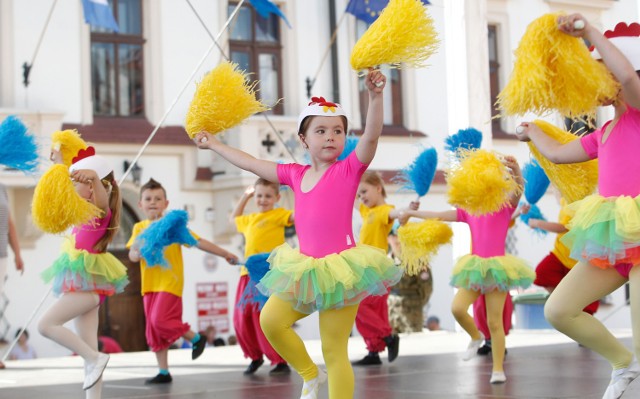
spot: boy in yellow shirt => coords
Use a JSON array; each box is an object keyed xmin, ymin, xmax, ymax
[
  {"xmin": 232, "ymin": 178, "xmax": 293, "ymax": 375},
  {"xmin": 127, "ymin": 178, "xmax": 238, "ymax": 384}
]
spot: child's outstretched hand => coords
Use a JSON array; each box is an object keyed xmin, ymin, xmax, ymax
[
  {"xmin": 514, "ymin": 122, "xmax": 539, "ymax": 142},
  {"xmin": 225, "ymin": 252, "xmax": 239, "ymax": 265},
  {"xmin": 502, "ymin": 155, "xmax": 521, "ymax": 175},
  {"xmin": 409, "ymin": 201, "xmax": 420, "ymax": 211},
  {"xmin": 243, "ymin": 186, "xmax": 255, "ymax": 198},
  {"xmin": 557, "ymin": 13, "xmax": 588, "ymax": 37},
  {"xmin": 519, "ymin": 202, "xmax": 531, "ymax": 215},
  {"xmin": 194, "ymin": 131, "xmax": 217, "ymax": 149},
  {"xmin": 365, "ymin": 68, "xmax": 387, "ymax": 94}
]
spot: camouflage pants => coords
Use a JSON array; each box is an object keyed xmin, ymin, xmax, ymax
[{"xmin": 388, "ymin": 269, "xmax": 433, "ymax": 333}]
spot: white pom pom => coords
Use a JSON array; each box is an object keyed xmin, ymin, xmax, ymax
[
  {"xmin": 516, "ymin": 125, "xmax": 525, "ymax": 134},
  {"xmin": 574, "ymin": 20, "xmax": 585, "ymax": 30}
]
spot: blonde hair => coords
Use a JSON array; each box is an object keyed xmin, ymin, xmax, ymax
[
  {"xmin": 94, "ymin": 171, "xmax": 121, "ymax": 253},
  {"xmin": 254, "ymin": 177, "xmax": 280, "ymax": 194},
  {"xmin": 361, "ymin": 170, "xmax": 387, "ymax": 198}
]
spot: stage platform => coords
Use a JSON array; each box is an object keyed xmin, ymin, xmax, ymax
[{"xmin": 0, "ymin": 329, "xmax": 638, "ymax": 398}]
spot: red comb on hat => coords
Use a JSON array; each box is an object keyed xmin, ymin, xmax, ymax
[
  {"xmin": 605, "ymin": 22, "xmax": 640, "ymax": 38},
  {"xmin": 309, "ymin": 96, "xmax": 338, "ymax": 108},
  {"xmin": 72, "ymin": 146, "xmax": 96, "ymax": 164}
]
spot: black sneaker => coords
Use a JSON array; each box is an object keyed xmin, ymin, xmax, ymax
[
  {"xmin": 477, "ymin": 344, "xmax": 507, "ymax": 356},
  {"xmin": 145, "ymin": 373, "xmax": 172, "ymax": 384},
  {"xmin": 477, "ymin": 344, "xmax": 492, "ymax": 355},
  {"xmin": 352, "ymin": 353, "xmax": 382, "ymax": 366},
  {"xmin": 269, "ymin": 363, "xmax": 291, "ymax": 375},
  {"xmin": 192, "ymin": 336, "xmax": 206, "ymax": 360},
  {"xmin": 243, "ymin": 358, "xmax": 264, "ymax": 375},
  {"xmin": 384, "ymin": 334, "xmax": 400, "ymax": 363}
]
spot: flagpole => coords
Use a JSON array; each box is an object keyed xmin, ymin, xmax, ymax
[
  {"xmin": 184, "ymin": 0, "xmax": 299, "ymax": 163},
  {"xmin": 22, "ymin": 0, "xmax": 59, "ymax": 89},
  {"xmin": 306, "ymin": 11, "xmax": 347, "ymax": 98},
  {"xmin": 120, "ymin": 0, "xmax": 246, "ymax": 184}
]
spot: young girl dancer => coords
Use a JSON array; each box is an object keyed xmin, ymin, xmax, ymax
[
  {"xmin": 352, "ymin": 171, "xmax": 412, "ymax": 365},
  {"xmin": 400, "ymin": 155, "xmax": 534, "ymax": 384},
  {"xmin": 38, "ymin": 149, "xmax": 128, "ymax": 397},
  {"xmin": 516, "ymin": 14, "xmax": 640, "ymax": 398},
  {"xmin": 196, "ymin": 70, "xmax": 401, "ymax": 399}
]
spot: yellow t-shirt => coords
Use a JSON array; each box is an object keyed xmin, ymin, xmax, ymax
[
  {"xmin": 359, "ymin": 203, "xmax": 394, "ymax": 250},
  {"xmin": 551, "ymin": 202, "xmax": 577, "ymax": 269},
  {"xmin": 235, "ymin": 207, "xmax": 293, "ymax": 276},
  {"xmin": 126, "ymin": 219, "xmax": 200, "ymax": 297}
]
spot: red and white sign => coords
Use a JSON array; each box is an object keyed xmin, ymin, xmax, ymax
[{"xmin": 196, "ymin": 282, "xmax": 229, "ymax": 333}]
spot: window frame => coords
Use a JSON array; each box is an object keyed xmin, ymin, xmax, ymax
[
  {"xmin": 90, "ymin": 0, "xmax": 146, "ymax": 118},
  {"xmin": 228, "ymin": 1, "xmax": 284, "ymax": 115}
]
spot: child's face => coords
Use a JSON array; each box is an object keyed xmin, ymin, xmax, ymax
[
  {"xmin": 301, "ymin": 116, "xmax": 345, "ymax": 162},
  {"xmin": 139, "ymin": 188, "xmax": 169, "ymax": 220},
  {"xmin": 254, "ymin": 184, "xmax": 279, "ymax": 212},
  {"xmin": 74, "ymin": 180, "xmax": 93, "ymax": 201},
  {"xmin": 357, "ymin": 182, "xmax": 382, "ymax": 207}
]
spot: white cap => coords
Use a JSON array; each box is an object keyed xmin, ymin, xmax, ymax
[
  {"xmin": 69, "ymin": 147, "xmax": 112, "ymax": 179},
  {"xmin": 297, "ymin": 96, "xmax": 347, "ymax": 133},
  {"xmin": 592, "ymin": 23, "xmax": 640, "ymax": 71}
]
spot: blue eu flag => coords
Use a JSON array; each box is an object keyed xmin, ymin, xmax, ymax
[{"xmin": 346, "ymin": 0, "xmax": 430, "ymax": 24}]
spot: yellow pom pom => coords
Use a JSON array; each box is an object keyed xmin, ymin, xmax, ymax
[
  {"xmin": 32, "ymin": 164, "xmax": 102, "ymax": 234},
  {"xmin": 528, "ymin": 120, "xmax": 598, "ymax": 203},
  {"xmin": 51, "ymin": 130, "xmax": 88, "ymax": 167},
  {"xmin": 185, "ymin": 61, "xmax": 270, "ymax": 138},
  {"xmin": 497, "ymin": 13, "xmax": 618, "ymax": 119},
  {"xmin": 350, "ymin": 0, "xmax": 439, "ymax": 70},
  {"xmin": 398, "ymin": 220, "xmax": 453, "ymax": 275},
  {"xmin": 447, "ymin": 149, "xmax": 521, "ymax": 215}
]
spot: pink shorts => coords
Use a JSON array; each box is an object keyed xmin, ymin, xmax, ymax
[
  {"xmin": 143, "ymin": 292, "xmax": 190, "ymax": 352},
  {"xmin": 615, "ymin": 263, "xmax": 634, "ymax": 279}
]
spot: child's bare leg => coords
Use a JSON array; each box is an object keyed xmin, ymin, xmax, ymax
[
  {"xmin": 75, "ymin": 306, "xmax": 102, "ymax": 399},
  {"xmin": 155, "ymin": 349, "xmax": 169, "ymax": 370}
]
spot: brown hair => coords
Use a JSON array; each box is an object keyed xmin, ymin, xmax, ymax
[
  {"xmin": 361, "ymin": 170, "xmax": 387, "ymax": 198},
  {"xmin": 254, "ymin": 177, "xmax": 280, "ymax": 194},
  {"xmin": 298, "ymin": 115, "xmax": 349, "ymax": 137},
  {"xmin": 94, "ymin": 171, "xmax": 122, "ymax": 253},
  {"xmin": 140, "ymin": 178, "xmax": 166, "ymax": 199}
]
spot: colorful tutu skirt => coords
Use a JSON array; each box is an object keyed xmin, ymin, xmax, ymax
[
  {"xmin": 561, "ymin": 194, "xmax": 640, "ymax": 268},
  {"xmin": 238, "ymin": 253, "xmax": 271, "ymax": 311},
  {"xmin": 257, "ymin": 243, "xmax": 402, "ymax": 314},
  {"xmin": 41, "ymin": 236, "xmax": 129, "ymax": 296},
  {"xmin": 450, "ymin": 254, "xmax": 535, "ymax": 293}
]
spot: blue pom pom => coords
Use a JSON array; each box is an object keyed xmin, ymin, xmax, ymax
[
  {"xmin": 0, "ymin": 115, "xmax": 39, "ymax": 173},
  {"xmin": 238, "ymin": 252, "xmax": 271, "ymax": 310},
  {"xmin": 444, "ymin": 128, "xmax": 483, "ymax": 155},
  {"xmin": 137, "ymin": 210, "xmax": 198, "ymax": 268},
  {"xmin": 338, "ymin": 135, "xmax": 359, "ymax": 161},
  {"xmin": 395, "ymin": 147, "xmax": 438, "ymax": 197},
  {"xmin": 523, "ymin": 160, "xmax": 550, "ymax": 204},
  {"xmin": 519, "ymin": 202, "xmax": 548, "ymax": 236}
]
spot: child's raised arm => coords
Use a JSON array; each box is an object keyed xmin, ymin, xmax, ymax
[
  {"xmin": 527, "ymin": 218, "xmax": 568, "ymax": 234},
  {"xmin": 71, "ymin": 169, "xmax": 109, "ymax": 213},
  {"xmin": 503, "ymin": 156, "xmax": 524, "ymax": 209},
  {"xmin": 194, "ymin": 133, "xmax": 279, "ymax": 183},
  {"xmin": 558, "ymin": 14, "xmax": 640, "ymax": 109},
  {"xmin": 230, "ymin": 186, "xmax": 254, "ymax": 224},
  {"xmin": 355, "ymin": 69, "xmax": 387, "ymax": 165}
]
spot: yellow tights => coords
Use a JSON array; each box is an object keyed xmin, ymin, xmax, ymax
[
  {"xmin": 451, "ymin": 288, "xmax": 507, "ymax": 372},
  {"xmin": 545, "ymin": 261, "xmax": 639, "ymax": 370},
  {"xmin": 260, "ymin": 295, "xmax": 359, "ymax": 399}
]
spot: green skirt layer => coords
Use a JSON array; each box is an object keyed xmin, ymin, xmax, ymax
[{"xmin": 257, "ymin": 243, "xmax": 402, "ymax": 314}]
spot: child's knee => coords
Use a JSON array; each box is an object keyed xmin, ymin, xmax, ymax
[
  {"xmin": 451, "ymin": 303, "xmax": 468, "ymax": 319},
  {"xmin": 37, "ymin": 319, "xmax": 50, "ymax": 338},
  {"xmin": 544, "ymin": 300, "xmax": 571, "ymax": 327}
]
